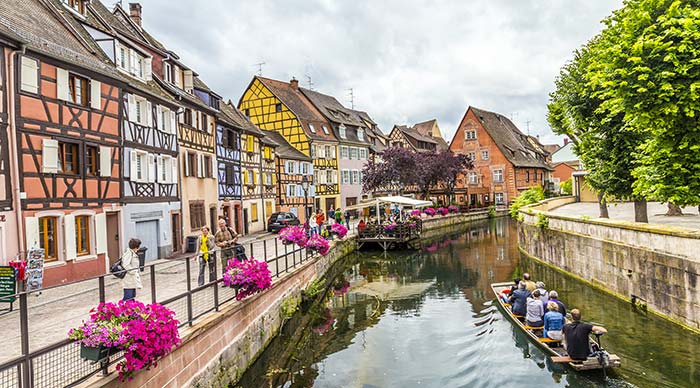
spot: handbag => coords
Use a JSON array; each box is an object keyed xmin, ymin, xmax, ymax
[{"xmin": 110, "ymin": 259, "xmax": 127, "ymax": 279}]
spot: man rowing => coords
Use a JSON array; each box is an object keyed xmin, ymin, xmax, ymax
[{"xmin": 563, "ymin": 309, "xmax": 608, "ymax": 360}]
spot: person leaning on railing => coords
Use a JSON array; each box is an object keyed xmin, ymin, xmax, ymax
[{"xmin": 121, "ymin": 238, "xmax": 142, "ymax": 301}]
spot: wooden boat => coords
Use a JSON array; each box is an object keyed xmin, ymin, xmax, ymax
[{"xmin": 491, "ymin": 282, "xmax": 621, "ymax": 371}]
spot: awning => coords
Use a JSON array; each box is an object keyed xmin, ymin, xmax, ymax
[{"xmin": 343, "ymin": 196, "xmax": 432, "ymax": 211}]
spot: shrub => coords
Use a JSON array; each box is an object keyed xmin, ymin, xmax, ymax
[
  {"xmin": 536, "ymin": 213, "xmax": 549, "ymax": 229},
  {"xmin": 560, "ymin": 178, "xmax": 573, "ymax": 195},
  {"xmin": 488, "ymin": 205, "xmax": 497, "ymax": 218},
  {"xmin": 509, "ymin": 186, "xmax": 545, "ymax": 219},
  {"xmin": 223, "ymin": 258, "xmax": 272, "ymax": 300}
]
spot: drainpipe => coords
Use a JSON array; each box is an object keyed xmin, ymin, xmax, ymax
[{"xmin": 9, "ymin": 44, "xmax": 27, "ymax": 259}]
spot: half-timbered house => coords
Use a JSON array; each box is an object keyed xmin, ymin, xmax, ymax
[
  {"xmin": 238, "ymin": 77, "xmax": 340, "ymax": 213},
  {"xmin": 60, "ymin": 0, "xmax": 183, "ymax": 262},
  {"xmin": 216, "ymin": 103, "xmax": 243, "ymax": 233},
  {"xmin": 260, "ymin": 134, "xmax": 278, "ymax": 227},
  {"xmin": 238, "ymin": 108, "xmax": 266, "ymax": 234},
  {"xmin": 262, "ymin": 131, "xmax": 314, "ymax": 221},
  {"xmin": 0, "ymin": 33, "xmax": 18, "ymax": 264},
  {"xmin": 1, "ymin": 0, "xmax": 127, "ymax": 285}
]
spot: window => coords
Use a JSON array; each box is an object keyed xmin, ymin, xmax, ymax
[
  {"xmin": 359, "ymin": 148, "xmax": 367, "ymax": 159},
  {"xmin": 493, "ymin": 169, "xmax": 504, "ymax": 183},
  {"xmin": 481, "ymin": 150, "xmax": 489, "ymax": 160},
  {"xmin": 351, "ymin": 170, "xmax": 359, "ymax": 185},
  {"xmin": 186, "ymin": 152, "xmax": 197, "ymax": 177},
  {"xmin": 339, "ymin": 125, "xmax": 347, "ymax": 139},
  {"xmin": 308, "ymin": 124, "xmax": 316, "ymax": 133},
  {"xmin": 245, "ymin": 108, "xmax": 250, "ymax": 117},
  {"xmin": 164, "ymin": 62, "xmax": 172, "ymax": 83},
  {"xmin": 301, "ymin": 162, "xmax": 309, "ymax": 175},
  {"xmin": 526, "ymin": 170, "xmax": 530, "ymax": 182},
  {"xmin": 134, "ymin": 151, "xmax": 148, "ymax": 182},
  {"xmin": 75, "ymin": 215, "xmax": 90, "ymax": 256},
  {"xmin": 251, "ymin": 203, "xmax": 258, "ymax": 222},
  {"xmin": 39, "ymin": 217, "xmax": 58, "ymax": 262},
  {"xmin": 467, "ymin": 152, "xmax": 476, "ymax": 161},
  {"xmin": 275, "ymin": 103, "xmax": 282, "ymax": 113},
  {"xmin": 342, "ymin": 169, "xmax": 350, "ymax": 184},
  {"xmin": 322, "ymin": 125, "xmax": 330, "ymax": 135},
  {"xmin": 69, "ymin": 74, "xmax": 88, "ymax": 106},
  {"xmin": 248, "ymin": 170, "xmax": 255, "ymax": 184},
  {"xmin": 340, "ymin": 146, "xmax": 349, "ymax": 159},
  {"xmin": 63, "ymin": 0, "xmax": 85, "ymax": 14},
  {"xmin": 495, "ymin": 193, "xmax": 505, "ymax": 205},
  {"xmin": 465, "ymin": 130, "xmax": 476, "ymax": 140},
  {"xmin": 137, "ymin": 57, "xmax": 144, "ymax": 78},
  {"xmin": 85, "ymin": 146, "xmax": 98, "ymax": 176},
  {"xmin": 159, "ymin": 156, "xmax": 168, "ymax": 182},
  {"xmin": 326, "ymin": 170, "xmax": 334, "ymax": 185},
  {"xmin": 225, "ymin": 165, "xmax": 236, "ymax": 185},
  {"xmin": 184, "ymin": 109, "xmax": 193, "ymax": 126},
  {"xmin": 58, "ymin": 142, "xmax": 78, "ymax": 174},
  {"xmin": 325, "ymin": 145, "xmax": 334, "ymax": 159},
  {"xmin": 469, "ymin": 172, "xmax": 478, "ymax": 184},
  {"xmin": 203, "ymin": 155, "xmax": 212, "ymax": 178},
  {"xmin": 189, "ymin": 201, "xmax": 205, "ymax": 229},
  {"xmin": 225, "ymin": 129, "xmax": 238, "ymax": 149},
  {"xmin": 349, "ymin": 147, "xmax": 358, "ymax": 160},
  {"xmin": 265, "ymin": 173, "xmax": 272, "ymax": 185},
  {"xmin": 357, "ymin": 128, "xmax": 365, "ymax": 141}
]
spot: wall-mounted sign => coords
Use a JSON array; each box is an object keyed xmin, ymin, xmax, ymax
[
  {"xmin": 25, "ymin": 248, "xmax": 45, "ymax": 292},
  {"xmin": 0, "ymin": 266, "xmax": 16, "ymax": 304}
]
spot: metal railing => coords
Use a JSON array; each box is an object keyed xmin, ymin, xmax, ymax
[{"xmin": 0, "ymin": 237, "xmax": 312, "ymax": 388}]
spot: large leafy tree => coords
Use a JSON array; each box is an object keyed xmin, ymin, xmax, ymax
[
  {"xmin": 589, "ymin": 0, "xmax": 700, "ymax": 209},
  {"xmin": 361, "ymin": 147, "xmax": 420, "ymax": 194}
]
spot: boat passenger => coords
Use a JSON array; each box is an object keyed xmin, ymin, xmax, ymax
[
  {"xmin": 525, "ymin": 290, "xmax": 544, "ymax": 327},
  {"xmin": 536, "ymin": 281, "xmax": 549, "ymax": 304},
  {"xmin": 543, "ymin": 301, "xmax": 564, "ymax": 340},
  {"xmin": 508, "ymin": 282, "xmax": 530, "ymax": 317},
  {"xmin": 501, "ymin": 277, "xmax": 520, "ymax": 303},
  {"xmin": 562, "ymin": 309, "xmax": 608, "ymax": 360},
  {"xmin": 522, "ymin": 272, "xmax": 536, "ymax": 291},
  {"xmin": 547, "ymin": 291, "xmax": 567, "ymax": 317}
]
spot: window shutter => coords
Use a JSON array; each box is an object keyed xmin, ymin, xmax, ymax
[
  {"xmin": 42, "ymin": 139, "xmax": 59, "ymax": 173},
  {"xmin": 156, "ymin": 155, "xmax": 163, "ymax": 183},
  {"xmin": 20, "ymin": 57, "xmax": 38, "ymax": 93},
  {"xmin": 183, "ymin": 152, "xmax": 190, "ymax": 177},
  {"xmin": 211, "ymin": 155, "xmax": 217, "ymax": 179},
  {"xmin": 170, "ymin": 157, "xmax": 178, "ymax": 184},
  {"xmin": 64, "ymin": 214, "xmax": 76, "ymax": 260},
  {"xmin": 156, "ymin": 105, "xmax": 163, "ymax": 130},
  {"xmin": 56, "ymin": 68, "xmax": 69, "ymax": 101},
  {"xmin": 243, "ymin": 169, "xmax": 248, "ymax": 184},
  {"xmin": 99, "ymin": 146, "xmax": 111, "ymax": 177},
  {"xmin": 145, "ymin": 101, "xmax": 152, "ymax": 127},
  {"xmin": 128, "ymin": 94, "xmax": 136, "ymax": 122},
  {"xmin": 144, "ymin": 57, "xmax": 152, "ymax": 80},
  {"xmin": 95, "ymin": 213, "xmax": 107, "ymax": 254},
  {"xmin": 90, "ymin": 80, "xmax": 101, "ymax": 109},
  {"xmin": 129, "ymin": 49, "xmax": 137, "ymax": 74},
  {"xmin": 169, "ymin": 110, "xmax": 177, "ymax": 134},
  {"xmin": 272, "ymin": 173, "xmax": 276, "ymax": 185},
  {"xmin": 196, "ymin": 154, "xmax": 203, "ymax": 177},
  {"xmin": 147, "ymin": 154, "xmax": 156, "ymax": 182},
  {"xmin": 24, "ymin": 217, "xmax": 39, "ymax": 249},
  {"xmin": 129, "ymin": 149, "xmax": 138, "ymax": 179}
]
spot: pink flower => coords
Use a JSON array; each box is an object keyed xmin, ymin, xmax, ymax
[
  {"xmin": 330, "ymin": 223, "xmax": 348, "ymax": 238},
  {"xmin": 306, "ymin": 235, "xmax": 330, "ymax": 255},
  {"xmin": 423, "ymin": 207, "xmax": 437, "ymax": 216},
  {"xmin": 223, "ymin": 258, "xmax": 273, "ymax": 300},
  {"xmin": 410, "ymin": 209, "xmax": 422, "ymax": 217},
  {"xmin": 448, "ymin": 205, "xmax": 460, "ymax": 213},
  {"xmin": 278, "ymin": 225, "xmax": 308, "ymax": 247},
  {"xmin": 437, "ymin": 207, "xmax": 449, "ymax": 216}
]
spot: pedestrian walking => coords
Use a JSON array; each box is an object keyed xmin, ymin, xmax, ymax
[
  {"xmin": 334, "ymin": 208, "xmax": 342, "ymax": 225},
  {"xmin": 310, "ymin": 212, "xmax": 318, "ymax": 235},
  {"xmin": 344, "ymin": 210, "xmax": 351, "ymax": 228},
  {"xmin": 215, "ymin": 219, "xmax": 239, "ymax": 272},
  {"xmin": 121, "ymin": 238, "xmax": 142, "ymax": 301},
  {"xmin": 328, "ymin": 208, "xmax": 335, "ymax": 223},
  {"xmin": 316, "ymin": 209, "xmax": 325, "ymax": 232},
  {"xmin": 195, "ymin": 226, "xmax": 217, "ymax": 286}
]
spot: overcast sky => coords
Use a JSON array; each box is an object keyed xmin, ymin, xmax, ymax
[{"xmin": 133, "ymin": 0, "xmax": 623, "ymax": 145}]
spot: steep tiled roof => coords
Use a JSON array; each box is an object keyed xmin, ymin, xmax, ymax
[
  {"xmin": 261, "ymin": 131, "xmax": 310, "ymax": 161},
  {"xmin": 219, "ymin": 102, "xmax": 264, "ymax": 137},
  {"xmin": 254, "ymin": 77, "xmax": 337, "ymax": 142},
  {"xmin": 470, "ymin": 107, "xmax": 552, "ymax": 170},
  {"xmin": 300, "ymin": 88, "xmax": 376, "ymax": 147},
  {"xmin": 412, "ymin": 119, "xmax": 448, "ymax": 151}
]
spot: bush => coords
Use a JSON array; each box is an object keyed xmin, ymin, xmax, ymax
[
  {"xmin": 488, "ymin": 205, "xmax": 496, "ymax": 218},
  {"xmin": 509, "ymin": 186, "xmax": 545, "ymax": 219},
  {"xmin": 536, "ymin": 213, "xmax": 549, "ymax": 229},
  {"xmin": 560, "ymin": 178, "xmax": 572, "ymax": 195}
]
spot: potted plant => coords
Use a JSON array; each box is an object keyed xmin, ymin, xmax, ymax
[
  {"xmin": 330, "ymin": 223, "xmax": 348, "ymax": 239},
  {"xmin": 410, "ymin": 209, "xmax": 422, "ymax": 217},
  {"xmin": 68, "ymin": 300, "xmax": 180, "ymax": 381},
  {"xmin": 423, "ymin": 207, "xmax": 437, "ymax": 217},
  {"xmin": 223, "ymin": 258, "xmax": 272, "ymax": 300},
  {"xmin": 448, "ymin": 205, "xmax": 460, "ymax": 213},
  {"xmin": 278, "ymin": 225, "xmax": 308, "ymax": 247},
  {"xmin": 437, "ymin": 207, "xmax": 449, "ymax": 216},
  {"xmin": 306, "ymin": 234, "xmax": 330, "ymax": 255}
]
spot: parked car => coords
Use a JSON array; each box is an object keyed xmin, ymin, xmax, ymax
[{"xmin": 267, "ymin": 212, "xmax": 300, "ymax": 232}]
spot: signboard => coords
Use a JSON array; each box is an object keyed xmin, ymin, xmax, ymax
[
  {"xmin": 25, "ymin": 247, "xmax": 45, "ymax": 292},
  {"xmin": 0, "ymin": 266, "xmax": 16, "ymax": 303}
]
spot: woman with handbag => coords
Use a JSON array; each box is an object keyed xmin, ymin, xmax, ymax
[{"xmin": 121, "ymin": 238, "xmax": 142, "ymax": 301}]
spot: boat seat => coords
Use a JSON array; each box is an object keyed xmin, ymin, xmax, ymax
[
  {"xmin": 524, "ymin": 325, "xmax": 543, "ymax": 330},
  {"xmin": 539, "ymin": 337, "xmax": 561, "ymax": 343},
  {"xmin": 503, "ymin": 303, "xmax": 511, "ymax": 307},
  {"xmin": 513, "ymin": 314, "xmax": 524, "ymax": 319},
  {"xmin": 551, "ymin": 356, "xmax": 574, "ymax": 363}
]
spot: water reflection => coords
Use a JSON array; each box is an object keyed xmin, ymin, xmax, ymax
[{"xmin": 236, "ymin": 218, "xmax": 697, "ymax": 388}]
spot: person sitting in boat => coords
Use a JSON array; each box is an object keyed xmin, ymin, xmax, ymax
[
  {"xmin": 522, "ymin": 272, "xmax": 536, "ymax": 291},
  {"xmin": 536, "ymin": 281, "xmax": 548, "ymax": 304},
  {"xmin": 547, "ymin": 291, "xmax": 567, "ymax": 317},
  {"xmin": 525, "ymin": 290, "xmax": 545, "ymax": 328},
  {"xmin": 543, "ymin": 301, "xmax": 564, "ymax": 340},
  {"xmin": 500, "ymin": 277, "xmax": 521, "ymax": 303},
  {"xmin": 508, "ymin": 282, "xmax": 530, "ymax": 317},
  {"xmin": 562, "ymin": 309, "xmax": 608, "ymax": 361}
]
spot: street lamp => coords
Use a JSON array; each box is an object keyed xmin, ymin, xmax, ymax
[{"xmin": 301, "ymin": 175, "xmax": 310, "ymax": 220}]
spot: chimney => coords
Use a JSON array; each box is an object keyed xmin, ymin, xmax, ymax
[
  {"xmin": 564, "ymin": 138, "xmax": 569, "ymax": 146},
  {"xmin": 290, "ymin": 77, "xmax": 299, "ymax": 90},
  {"xmin": 129, "ymin": 3, "xmax": 142, "ymax": 27}
]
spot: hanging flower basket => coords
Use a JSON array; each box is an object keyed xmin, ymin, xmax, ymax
[
  {"xmin": 448, "ymin": 205, "xmax": 460, "ymax": 213},
  {"xmin": 80, "ymin": 344, "xmax": 117, "ymax": 362},
  {"xmin": 410, "ymin": 209, "xmax": 422, "ymax": 217},
  {"xmin": 423, "ymin": 207, "xmax": 437, "ymax": 216},
  {"xmin": 437, "ymin": 207, "xmax": 449, "ymax": 216},
  {"xmin": 305, "ymin": 235, "xmax": 330, "ymax": 255},
  {"xmin": 330, "ymin": 223, "xmax": 348, "ymax": 239},
  {"xmin": 223, "ymin": 258, "xmax": 272, "ymax": 300},
  {"xmin": 278, "ymin": 225, "xmax": 308, "ymax": 247}
]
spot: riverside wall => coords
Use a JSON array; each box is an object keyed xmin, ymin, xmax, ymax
[
  {"xmin": 519, "ymin": 198, "xmax": 700, "ymax": 332},
  {"xmin": 83, "ymin": 209, "xmax": 503, "ymax": 388}
]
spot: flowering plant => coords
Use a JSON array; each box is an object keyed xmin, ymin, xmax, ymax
[
  {"xmin": 410, "ymin": 209, "xmax": 422, "ymax": 217},
  {"xmin": 333, "ymin": 279, "xmax": 351, "ymax": 296},
  {"xmin": 384, "ymin": 223, "xmax": 397, "ymax": 231},
  {"xmin": 278, "ymin": 225, "xmax": 307, "ymax": 247},
  {"xmin": 223, "ymin": 258, "xmax": 272, "ymax": 300},
  {"xmin": 306, "ymin": 234, "xmax": 330, "ymax": 255},
  {"xmin": 330, "ymin": 223, "xmax": 348, "ymax": 239},
  {"xmin": 448, "ymin": 205, "xmax": 460, "ymax": 213},
  {"xmin": 423, "ymin": 207, "xmax": 437, "ymax": 216},
  {"xmin": 437, "ymin": 207, "xmax": 449, "ymax": 216},
  {"xmin": 68, "ymin": 300, "xmax": 180, "ymax": 381}
]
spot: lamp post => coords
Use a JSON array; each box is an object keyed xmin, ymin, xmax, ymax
[{"xmin": 301, "ymin": 175, "xmax": 310, "ymax": 221}]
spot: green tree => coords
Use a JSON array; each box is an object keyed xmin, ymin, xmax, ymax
[
  {"xmin": 588, "ymin": 0, "xmax": 700, "ymax": 210},
  {"xmin": 560, "ymin": 178, "xmax": 572, "ymax": 195}
]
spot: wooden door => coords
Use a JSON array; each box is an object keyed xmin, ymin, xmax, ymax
[
  {"xmin": 243, "ymin": 208, "xmax": 249, "ymax": 235},
  {"xmin": 106, "ymin": 213, "xmax": 120, "ymax": 265},
  {"xmin": 171, "ymin": 213, "xmax": 181, "ymax": 253}
]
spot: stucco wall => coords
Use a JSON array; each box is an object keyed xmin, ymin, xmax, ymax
[
  {"xmin": 122, "ymin": 202, "xmax": 179, "ymax": 260},
  {"xmin": 519, "ymin": 210, "xmax": 700, "ymax": 332},
  {"xmin": 0, "ymin": 210, "xmax": 19, "ymax": 265}
]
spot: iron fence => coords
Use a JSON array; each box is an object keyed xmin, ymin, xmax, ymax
[{"xmin": 0, "ymin": 237, "xmax": 312, "ymax": 388}]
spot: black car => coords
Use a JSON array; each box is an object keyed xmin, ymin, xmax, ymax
[{"xmin": 267, "ymin": 212, "xmax": 301, "ymax": 232}]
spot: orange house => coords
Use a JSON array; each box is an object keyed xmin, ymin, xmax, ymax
[
  {"xmin": 449, "ymin": 106, "xmax": 552, "ymax": 207},
  {"xmin": 552, "ymin": 162, "xmax": 576, "ymax": 188}
]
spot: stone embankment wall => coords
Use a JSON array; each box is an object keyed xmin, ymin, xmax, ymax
[
  {"xmin": 83, "ymin": 209, "xmax": 503, "ymax": 388},
  {"xmin": 519, "ymin": 198, "xmax": 700, "ymax": 332}
]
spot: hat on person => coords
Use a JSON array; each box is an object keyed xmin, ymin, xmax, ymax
[
  {"xmin": 536, "ymin": 281, "xmax": 546, "ymax": 289},
  {"xmin": 549, "ymin": 290, "xmax": 558, "ymax": 298}
]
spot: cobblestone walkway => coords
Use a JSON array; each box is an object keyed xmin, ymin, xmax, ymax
[{"xmin": 549, "ymin": 201, "xmax": 700, "ymax": 230}]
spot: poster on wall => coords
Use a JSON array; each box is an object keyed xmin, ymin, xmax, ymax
[{"xmin": 25, "ymin": 247, "xmax": 45, "ymax": 292}]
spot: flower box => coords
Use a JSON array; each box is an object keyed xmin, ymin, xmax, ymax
[{"xmin": 80, "ymin": 344, "xmax": 116, "ymax": 362}]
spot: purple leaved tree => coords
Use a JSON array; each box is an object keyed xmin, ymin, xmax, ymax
[{"xmin": 362, "ymin": 147, "xmax": 421, "ymax": 195}]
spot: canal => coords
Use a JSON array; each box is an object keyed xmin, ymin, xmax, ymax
[{"xmin": 237, "ymin": 218, "xmax": 699, "ymax": 388}]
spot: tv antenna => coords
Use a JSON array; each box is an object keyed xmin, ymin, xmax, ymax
[
  {"xmin": 347, "ymin": 88, "xmax": 355, "ymax": 109},
  {"xmin": 305, "ymin": 75, "xmax": 314, "ymax": 90},
  {"xmin": 526, "ymin": 120, "xmax": 531, "ymax": 135},
  {"xmin": 253, "ymin": 62, "xmax": 265, "ymax": 76}
]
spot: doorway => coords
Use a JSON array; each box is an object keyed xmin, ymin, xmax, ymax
[
  {"xmin": 325, "ymin": 198, "xmax": 335, "ymax": 212},
  {"xmin": 171, "ymin": 213, "xmax": 181, "ymax": 253},
  {"xmin": 210, "ymin": 206, "xmax": 217, "ymax": 233},
  {"xmin": 105, "ymin": 212, "xmax": 120, "ymax": 265},
  {"xmin": 243, "ymin": 208, "xmax": 249, "ymax": 235}
]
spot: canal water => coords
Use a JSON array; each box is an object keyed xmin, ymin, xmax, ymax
[{"xmin": 237, "ymin": 218, "xmax": 699, "ymax": 388}]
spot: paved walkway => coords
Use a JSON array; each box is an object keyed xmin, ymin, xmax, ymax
[
  {"xmin": 550, "ymin": 201, "xmax": 700, "ymax": 230},
  {"xmin": 0, "ymin": 221, "xmax": 360, "ymax": 363}
]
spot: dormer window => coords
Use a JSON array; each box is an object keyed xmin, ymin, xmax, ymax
[
  {"xmin": 63, "ymin": 0, "xmax": 85, "ymax": 15},
  {"xmin": 322, "ymin": 125, "xmax": 330, "ymax": 135},
  {"xmin": 308, "ymin": 124, "xmax": 316, "ymax": 133},
  {"xmin": 357, "ymin": 128, "xmax": 365, "ymax": 141},
  {"xmin": 116, "ymin": 42, "xmax": 151, "ymax": 81},
  {"xmin": 164, "ymin": 62, "xmax": 172, "ymax": 83},
  {"xmin": 339, "ymin": 124, "xmax": 346, "ymax": 139}
]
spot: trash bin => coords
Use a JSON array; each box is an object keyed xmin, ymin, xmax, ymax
[
  {"xmin": 137, "ymin": 247, "xmax": 148, "ymax": 272},
  {"xmin": 186, "ymin": 236, "xmax": 198, "ymax": 253}
]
